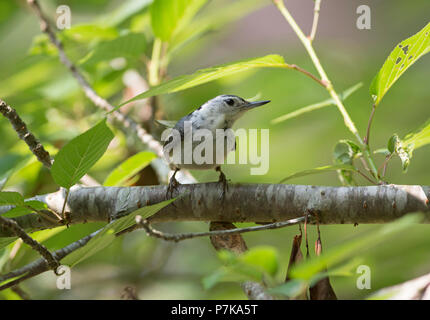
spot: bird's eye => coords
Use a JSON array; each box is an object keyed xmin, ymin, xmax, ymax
[{"xmin": 225, "ymin": 98, "xmax": 235, "ymax": 106}]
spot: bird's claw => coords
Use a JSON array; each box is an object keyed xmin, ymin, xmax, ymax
[
  {"xmin": 166, "ymin": 169, "xmax": 181, "ymax": 201},
  {"xmin": 216, "ymin": 167, "xmax": 229, "ymax": 200}
]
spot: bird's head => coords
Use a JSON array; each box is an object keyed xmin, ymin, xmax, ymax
[{"xmin": 204, "ymin": 95, "xmax": 270, "ymax": 121}]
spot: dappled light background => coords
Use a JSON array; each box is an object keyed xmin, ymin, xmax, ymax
[{"xmin": 0, "ymin": 0, "xmax": 429, "ymax": 299}]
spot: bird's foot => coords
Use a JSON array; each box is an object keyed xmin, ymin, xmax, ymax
[
  {"xmin": 216, "ymin": 166, "xmax": 229, "ymax": 200},
  {"xmin": 166, "ymin": 169, "xmax": 181, "ymax": 200}
]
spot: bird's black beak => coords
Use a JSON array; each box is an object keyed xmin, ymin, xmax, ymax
[{"xmin": 245, "ymin": 100, "xmax": 271, "ymax": 108}]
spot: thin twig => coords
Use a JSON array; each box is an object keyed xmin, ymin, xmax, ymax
[
  {"xmin": 11, "ymin": 285, "xmax": 31, "ymax": 300},
  {"xmin": 136, "ymin": 215, "xmax": 306, "ymax": 242},
  {"xmin": 0, "ymin": 230, "xmax": 97, "ymax": 290},
  {"xmin": 364, "ymin": 104, "xmax": 376, "ymax": 146},
  {"xmin": 0, "ymin": 99, "xmax": 52, "ymax": 168},
  {"xmin": 378, "ymin": 153, "xmax": 393, "ymax": 179},
  {"xmin": 60, "ymin": 189, "xmax": 70, "ymax": 221},
  {"xmin": 356, "ymin": 169, "xmax": 378, "ymax": 185},
  {"xmin": 304, "ymin": 212, "xmax": 310, "ymax": 258},
  {"xmin": 287, "ymin": 64, "xmax": 328, "ymax": 88},
  {"xmin": 309, "ymin": 0, "xmax": 322, "ymax": 42},
  {"xmin": 0, "ymin": 215, "xmax": 59, "ymax": 273}
]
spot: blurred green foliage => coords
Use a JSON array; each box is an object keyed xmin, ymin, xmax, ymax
[{"xmin": 0, "ymin": 0, "xmax": 429, "ymax": 300}]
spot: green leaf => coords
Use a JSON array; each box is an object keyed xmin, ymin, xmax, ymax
[
  {"xmin": 97, "ymin": 0, "xmax": 153, "ymax": 27},
  {"xmin": 387, "ymin": 134, "xmax": 400, "ymax": 154},
  {"xmin": 0, "ymin": 59, "xmax": 58, "ymax": 99},
  {"xmin": 62, "ymin": 24, "xmax": 119, "ymax": 43},
  {"xmin": 370, "ymin": 23, "xmax": 430, "ymax": 106},
  {"xmin": 1, "ymin": 207, "xmax": 32, "ymax": 218},
  {"xmin": 385, "ymin": 120, "xmax": 430, "ymax": 173},
  {"xmin": 0, "ymin": 154, "xmax": 27, "ymax": 178},
  {"xmin": 271, "ymin": 83, "xmax": 363, "ymax": 124},
  {"xmin": 28, "ymin": 34, "xmax": 57, "ymax": 56},
  {"xmin": 333, "ymin": 140, "xmax": 361, "ymax": 165},
  {"xmin": 387, "ymin": 134, "xmax": 412, "ymax": 172},
  {"xmin": 402, "ymin": 118, "xmax": 430, "ymax": 151},
  {"xmin": 0, "ymin": 154, "xmax": 29, "ymax": 191},
  {"xmin": 150, "ymin": 0, "xmax": 207, "ymax": 41},
  {"xmin": 204, "ymin": 246, "xmax": 279, "ymax": 289},
  {"xmin": 0, "ymin": 237, "xmax": 18, "ymax": 250},
  {"xmin": 239, "ymin": 246, "xmax": 278, "ymax": 277},
  {"xmin": 269, "ymin": 279, "xmax": 308, "ymax": 298},
  {"xmin": 280, "ymin": 164, "xmax": 356, "ymax": 183},
  {"xmin": 61, "ymin": 197, "xmax": 177, "ymax": 266},
  {"xmin": 0, "ymin": 192, "xmax": 24, "ymax": 206},
  {"xmin": 290, "ymin": 213, "xmax": 422, "ymax": 281},
  {"xmin": 115, "ymin": 54, "xmax": 287, "ymax": 110},
  {"xmin": 333, "ymin": 140, "xmax": 361, "ymax": 185},
  {"xmin": 1, "ymin": 200, "xmax": 48, "ymax": 218},
  {"xmin": 51, "ymin": 120, "xmax": 114, "ymax": 189},
  {"xmin": 202, "ymin": 269, "xmax": 227, "ymax": 290},
  {"xmin": 168, "ymin": 0, "xmax": 267, "ymax": 57},
  {"xmin": 104, "ymin": 151, "xmax": 156, "ymax": 186},
  {"xmin": 79, "ymin": 33, "xmax": 147, "ymax": 66},
  {"xmin": 25, "ymin": 200, "xmax": 48, "ymax": 211}
]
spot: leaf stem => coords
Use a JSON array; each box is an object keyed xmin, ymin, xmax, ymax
[
  {"xmin": 61, "ymin": 188, "xmax": 70, "ymax": 221},
  {"xmin": 364, "ymin": 104, "xmax": 376, "ymax": 146},
  {"xmin": 273, "ymin": 0, "xmax": 379, "ymax": 179},
  {"xmin": 285, "ymin": 64, "xmax": 327, "ymax": 88}
]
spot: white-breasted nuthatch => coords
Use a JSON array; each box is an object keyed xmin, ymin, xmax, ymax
[{"xmin": 161, "ymin": 94, "xmax": 270, "ymax": 194}]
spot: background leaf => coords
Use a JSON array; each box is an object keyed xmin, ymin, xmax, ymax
[
  {"xmin": 0, "ymin": 191, "xmax": 24, "ymax": 206},
  {"xmin": 79, "ymin": 32, "xmax": 146, "ymax": 66},
  {"xmin": 402, "ymin": 118, "xmax": 430, "ymax": 150},
  {"xmin": 51, "ymin": 120, "xmax": 114, "ymax": 189},
  {"xmin": 370, "ymin": 23, "xmax": 430, "ymax": 106},
  {"xmin": 104, "ymin": 151, "xmax": 156, "ymax": 186},
  {"xmin": 202, "ymin": 246, "xmax": 279, "ymax": 289},
  {"xmin": 280, "ymin": 164, "xmax": 356, "ymax": 183},
  {"xmin": 168, "ymin": 0, "xmax": 267, "ymax": 57},
  {"xmin": 271, "ymin": 83, "xmax": 362, "ymax": 124},
  {"xmin": 116, "ymin": 54, "xmax": 287, "ymax": 108},
  {"xmin": 150, "ymin": 0, "xmax": 207, "ymax": 41}
]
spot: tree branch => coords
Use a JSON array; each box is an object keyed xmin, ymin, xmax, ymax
[
  {"xmin": 0, "ymin": 215, "xmax": 59, "ymax": 273},
  {"xmin": 0, "ymin": 183, "xmax": 428, "ymax": 237},
  {"xmin": 0, "ymin": 99, "xmax": 52, "ymax": 169}
]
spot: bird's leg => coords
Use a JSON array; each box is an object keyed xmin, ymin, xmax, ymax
[
  {"xmin": 216, "ymin": 166, "xmax": 229, "ymax": 199},
  {"xmin": 166, "ymin": 168, "xmax": 181, "ymax": 199}
]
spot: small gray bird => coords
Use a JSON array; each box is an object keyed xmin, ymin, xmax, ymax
[{"xmin": 161, "ymin": 94, "xmax": 270, "ymax": 194}]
